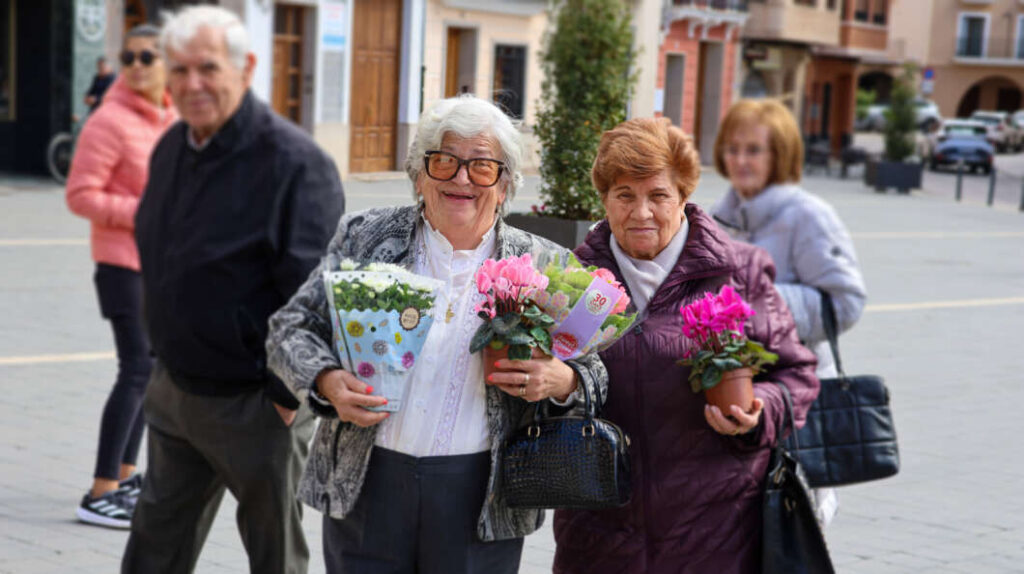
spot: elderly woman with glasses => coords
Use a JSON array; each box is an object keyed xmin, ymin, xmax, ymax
[{"xmin": 266, "ymin": 95, "xmax": 607, "ymax": 574}]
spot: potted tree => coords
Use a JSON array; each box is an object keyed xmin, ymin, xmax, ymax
[
  {"xmin": 865, "ymin": 65, "xmax": 923, "ymax": 193},
  {"xmin": 504, "ymin": 0, "xmax": 637, "ymax": 248}
]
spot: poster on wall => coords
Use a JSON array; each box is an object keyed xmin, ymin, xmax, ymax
[
  {"xmin": 76, "ymin": 0, "xmax": 106, "ymax": 44},
  {"xmin": 323, "ymin": 1, "xmax": 346, "ymax": 52}
]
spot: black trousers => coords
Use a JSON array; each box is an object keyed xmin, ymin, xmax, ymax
[
  {"xmin": 121, "ymin": 363, "xmax": 314, "ymax": 574},
  {"xmin": 322, "ymin": 447, "xmax": 524, "ymax": 574},
  {"xmin": 93, "ymin": 263, "xmax": 152, "ymax": 480}
]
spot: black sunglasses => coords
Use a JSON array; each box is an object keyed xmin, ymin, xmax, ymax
[{"xmin": 120, "ymin": 49, "xmax": 158, "ymax": 67}]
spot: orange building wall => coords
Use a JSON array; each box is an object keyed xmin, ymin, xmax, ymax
[{"xmin": 656, "ymin": 19, "xmax": 738, "ymax": 137}]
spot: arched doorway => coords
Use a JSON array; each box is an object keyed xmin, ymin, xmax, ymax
[
  {"xmin": 857, "ymin": 71, "xmax": 893, "ymax": 104},
  {"xmin": 956, "ymin": 76, "xmax": 1023, "ymax": 117}
]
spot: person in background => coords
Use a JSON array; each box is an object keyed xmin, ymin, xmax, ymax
[
  {"xmin": 709, "ymin": 99, "xmax": 868, "ymax": 526},
  {"xmin": 84, "ymin": 56, "xmax": 116, "ymax": 112},
  {"xmin": 122, "ymin": 6, "xmax": 344, "ymax": 573},
  {"xmin": 65, "ymin": 24, "xmax": 176, "ymax": 529},
  {"xmin": 553, "ymin": 117, "xmax": 819, "ymax": 573}
]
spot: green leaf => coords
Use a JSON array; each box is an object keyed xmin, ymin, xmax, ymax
[
  {"xmin": 491, "ymin": 313, "xmax": 521, "ymax": 335},
  {"xmin": 508, "ymin": 344, "xmax": 532, "ymax": 361},
  {"xmin": 469, "ymin": 324, "xmax": 494, "ymax": 353},
  {"xmin": 505, "ymin": 330, "xmax": 534, "ymax": 345},
  {"xmin": 701, "ymin": 365, "xmax": 722, "ymax": 390},
  {"xmin": 530, "ymin": 327, "xmax": 552, "ymax": 348}
]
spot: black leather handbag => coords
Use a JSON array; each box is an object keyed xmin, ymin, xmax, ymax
[
  {"xmin": 501, "ymin": 376, "xmax": 631, "ymax": 510},
  {"xmin": 786, "ymin": 293, "xmax": 900, "ymax": 488},
  {"xmin": 763, "ymin": 384, "xmax": 836, "ymax": 574}
]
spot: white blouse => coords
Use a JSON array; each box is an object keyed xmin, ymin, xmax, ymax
[{"xmin": 373, "ymin": 217, "xmax": 496, "ymax": 457}]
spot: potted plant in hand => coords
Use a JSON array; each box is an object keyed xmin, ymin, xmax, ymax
[
  {"xmin": 679, "ymin": 286, "xmax": 778, "ymax": 415},
  {"xmin": 504, "ymin": 0, "xmax": 637, "ymax": 248},
  {"xmin": 865, "ymin": 64, "xmax": 923, "ymax": 194}
]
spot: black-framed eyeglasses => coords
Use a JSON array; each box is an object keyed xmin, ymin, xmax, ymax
[
  {"xmin": 120, "ymin": 49, "xmax": 159, "ymax": 67},
  {"xmin": 423, "ymin": 151, "xmax": 506, "ymax": 187}
]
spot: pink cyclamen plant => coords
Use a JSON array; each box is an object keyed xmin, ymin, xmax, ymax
[
  {"xmin": 679, "ymin": 285, "xmax": 777, "ymax": 393},
  {"xmin": 470, "ymin": 254, "xmax": 556, "ymax": 361}
]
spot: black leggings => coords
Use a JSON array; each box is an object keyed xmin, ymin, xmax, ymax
[{"xmin": 93, "ymin": 263, "xmax": 153, "ymax": 480}]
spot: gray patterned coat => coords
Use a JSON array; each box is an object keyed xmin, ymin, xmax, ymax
[{"xmin": 266, "ymin": 205, "xmax": 609, "ymax": 541}]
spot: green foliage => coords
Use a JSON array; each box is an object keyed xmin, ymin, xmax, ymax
[
  {"xmin": 535, "ymin": 0, "xmax": 638, "ymax": 221},
  {"xmin": 884, "ymin": 65, "xmax": 918, "ymax": 162},
  {"xmin": 469, "ymin": 306, "xmax": 556, "ymax": 356},
  {"xmin": 855, "ymin": 88, "xmax": 876, "ymax": 121},
  {"xmin": 682, "ymin": 336, "xmax": 779, "ymax": 393},
  {"xmin": 331, "ymin": 281, "xmax": 435, "ymax": 313}
]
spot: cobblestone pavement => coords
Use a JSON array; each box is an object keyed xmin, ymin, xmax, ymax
[{"xmin": 1, "ymin": 169, "xmax": 1022, "ymax": 573}]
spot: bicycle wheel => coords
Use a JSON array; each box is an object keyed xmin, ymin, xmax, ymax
[{"xmin": 46, "ymin": 133, "xmax": 74, "ymax": 184}]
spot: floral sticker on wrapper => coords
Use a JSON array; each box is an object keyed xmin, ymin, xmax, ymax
[{"xmin": 323, "ymin": 261, "xmax": 443, "ymax": 412}]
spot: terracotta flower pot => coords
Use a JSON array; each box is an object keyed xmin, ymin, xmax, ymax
[
  {"xmin": 704, "ymin": 367, "xmax": 754, "ymax": 416},
  {"xmin": 482, "ymin": 343, "xmax": 543, "ymax": 382},
  {"xmin": 482, "ymin": 344, "xmax": 510, "ymax": 382}
]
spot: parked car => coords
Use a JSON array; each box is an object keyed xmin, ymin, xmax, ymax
[
  {"xmin": 968, "ymin": 111, "xmax": 1021, "ymax": 153},
  {"xmin": 918, "ymin": 119, "xmax": 993, "ymax": 160},
  {"xmin": 860, "ymin": 98, "xmax": 942, "ymax": 132},
  {"xmin": 929, "ymin": 136, "xmax": 994, "ymax": 174}
]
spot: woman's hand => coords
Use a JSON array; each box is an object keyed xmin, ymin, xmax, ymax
[
  {"xmin": 315, "ymin": 369, "xmax": 390, "ymax": 427},
  {"xmin": 487, "ymin": 350, "xmax": 578, "ymax": 403},
  {"xmin": 704, "ymin": 398, "xmax": 764, "ymax": 436}
]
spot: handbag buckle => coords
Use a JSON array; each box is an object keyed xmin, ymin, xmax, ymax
[
  {"xmin": 581, "ymin": 423, "xmax": 596, "ymax": 437},
  {"xmin": 527, "ymin": 425, "xmax": 541, "ymax": 438}
]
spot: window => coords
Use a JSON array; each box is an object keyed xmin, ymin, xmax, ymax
[
  {"xmin": 794, "ymin": 0, "xmax": 816, "ymax": 6},
  {"xmin": 1017, "ymin": 15, "xmax": 1024, "ymax": 59},
  {"xmin": 827, "ymin": 0, "xmax": 837, "ymax": 10},
  {"xmin": 872, "ymin": 0, "xmax": 886, "ymax": 25},
  {"xmin": 957, "ymin": 14, "xmax": 988, "ymax": 58},
  {"xmin": 0, "ymin": 0, "xmax": 13, "ymax": 121},
  {"xmin": 854, "ymin": 0, "xmax": 868, "ymax": 22},
  {"xmin": 493, "ymin": 44, "xmax": 526, "ymax": 119}
]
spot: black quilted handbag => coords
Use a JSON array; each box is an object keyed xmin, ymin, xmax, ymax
[
  {"xmin": 764, "ymin": 384, "xmax": 836, "ymax": 574},
  {"xmin": 501, "ymin": 375, "xmax": 631, "ymax": 510},
  {"xmin": 786, "ymin": 292, "xmax": 900, "ymax": 488}
]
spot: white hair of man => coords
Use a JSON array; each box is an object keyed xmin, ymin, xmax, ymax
[
  {"xmin": 405, "ymin": 95, "xmax": 524, "ymax": 216},
  {"xmin": 159, "ymin": 5, "xmax": 249, "ymax": 70}
]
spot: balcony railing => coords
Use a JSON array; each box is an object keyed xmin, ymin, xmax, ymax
[
  {"xmin": 956, "ymin": 36, "xmax": 1024, "ymax": 61},
  {"xmin": 671, "ymin": 0, "xmax": 749, "ymax": 11}
]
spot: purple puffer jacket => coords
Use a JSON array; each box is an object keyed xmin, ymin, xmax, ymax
[{"xmin": 553, "ymin": 204, "xmax": 818, "ymax": 574}]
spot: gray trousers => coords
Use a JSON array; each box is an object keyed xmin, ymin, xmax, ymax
[
  {"xmin": 121, "ymin": 363, "xmax": 314, "ymax": 574},
  {"xmin": 322, "ymin": 447, "xmax": 524, "ymax": 574}
]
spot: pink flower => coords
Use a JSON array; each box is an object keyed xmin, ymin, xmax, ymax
[
  {"xmin": 475, "ymin": 270, "xmax": 493, "ymax": 295},
  {"xmin": 357, "ymin": 362, "xmax": 375, "ymax": 378},
  {"xmin": 474, "ymin": 300, "xmax": 496, "ymax": 319},
  {"xmin": 591, "ymin": 268, "xmax": 616, "ymax": 284},
  {"xmin": 401, "ymin": 352, "xmax": 415, "ymax": 369},
  {"xmin": 612, "ymin": 293, "xmax": 630, "ymax": 315}
]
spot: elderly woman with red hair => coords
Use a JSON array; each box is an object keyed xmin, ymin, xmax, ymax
[{"xmin": 552, "ymin": 117, "xmax": 819, "ymax": 573}]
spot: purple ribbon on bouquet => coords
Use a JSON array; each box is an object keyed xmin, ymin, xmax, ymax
[{"xmin": 549, "ymin": 276, "xmax": 623, "ymax": 360}]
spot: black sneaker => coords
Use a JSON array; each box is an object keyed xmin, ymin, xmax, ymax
[
  {"xmin": 117, "ymin": 473, "xmax": 143, "ymax": 506},
  {"xmin": 76, "ymin": 490, "xmax": 133, "ymax": 529}
]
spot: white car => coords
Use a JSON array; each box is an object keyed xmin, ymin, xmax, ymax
[
  {"xmin": 969, "ymin": 111, "xmax": 1021, "ymax": 153},
  {"xmin": 860, "ymin": 98, "xmax": 942, "ymax": 132}
]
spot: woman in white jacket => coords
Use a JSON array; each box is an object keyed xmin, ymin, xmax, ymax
[{"xmin": 709, "ymin": 99, "xmax": 868, "ymax": 525}]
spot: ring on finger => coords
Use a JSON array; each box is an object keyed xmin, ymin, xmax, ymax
[
  {"xmin": 524, "ymin": 373, "xmax": 530, "ymax": 385},
  {"xmin": 519, "ymin": 385, "xmax": 527, "ymax": 397}
]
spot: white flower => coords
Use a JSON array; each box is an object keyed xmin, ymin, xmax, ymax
[
  {"xmin": 364, "ymin": 262, "xmax": 409, "ymax": 275},
  {"xmin": 339, "ymin": 259, "xmax": 359, "ymax": 271},
  {"xmin": 360, "ymin": 275, "xmax": 396, "ymax": 293}
]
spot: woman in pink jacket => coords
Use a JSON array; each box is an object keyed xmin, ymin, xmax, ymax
[{"xmin": 65, "ymin": 24, "xmax": 176, "ymax": 529}]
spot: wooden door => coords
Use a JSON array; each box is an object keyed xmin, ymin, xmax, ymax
[
  {"xmin": 350, "ymin": 0, "xmax": 401, "ymax": 173},
  {"xmin": 273, "ymin": 5, "xmax": 304, "ymax": 124},
  {"xmin": 124, "ymin": 0, "xmax": 146, "ymax": 33}
]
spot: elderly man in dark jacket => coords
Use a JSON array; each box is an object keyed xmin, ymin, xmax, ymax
[{"xmin": 123, "ymin": 6, "xmax": 344, "ymax": 574}]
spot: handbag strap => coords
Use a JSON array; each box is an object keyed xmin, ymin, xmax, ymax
[
  {"xmin": 533, "ymin": 363, "xmax": 597, "ymax": 424},
  {"xmin": 819, "ymin": 290, "xmax": 847, "ymax": 380},
  {"xmin": 774, "ymin": 382, "xmax": 801, "ymax": 457}
]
